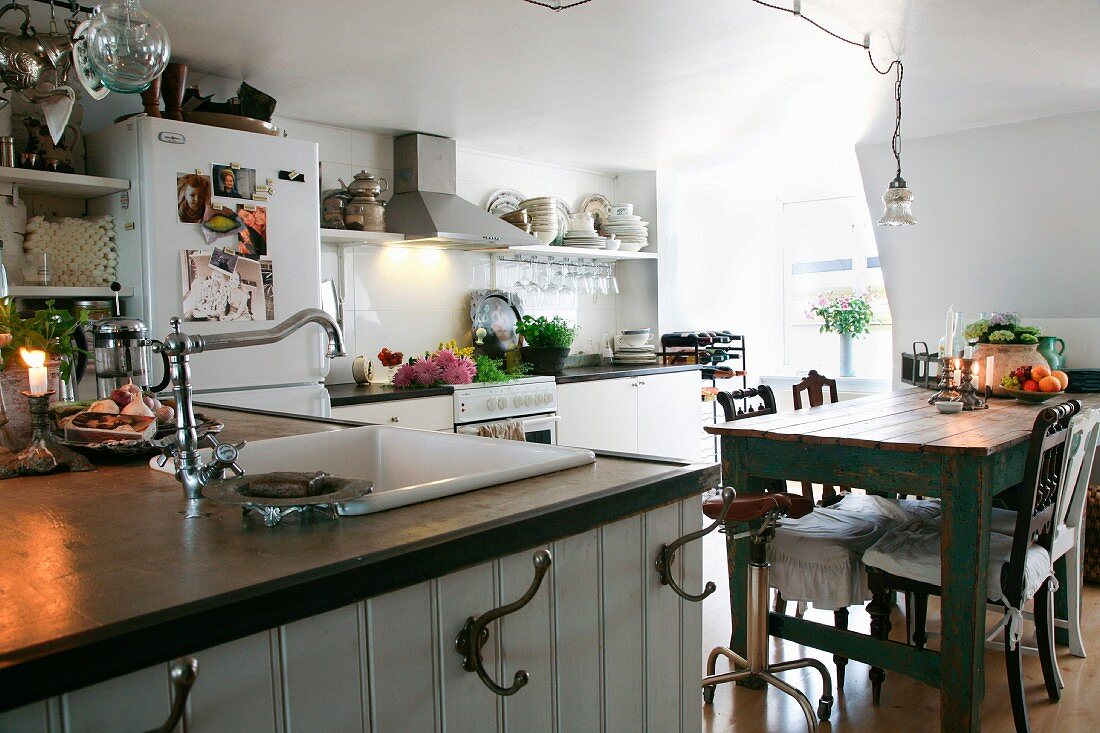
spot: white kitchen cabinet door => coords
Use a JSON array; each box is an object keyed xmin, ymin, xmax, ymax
[
  {"xmin": 332, "ymin": 395, "xmax": 453, "ymax": 431},
  {"xmin": 280, "ymin": 604, "xmax": 367, "ymax": 732},
  {"xmin": 61, "ymin": 664, "xmax": 169, "ymax": 733},
  {"xmin": 436, "ymin": 563, "xmax": 501, "ymax": 732},
  {"xmin": 185, "ymin": 631, "xmax": 281, "ymax": 733},
  {"xmin": 0, "ymin": 700, "xmax": 58, "ymax": 732},
  {"xmin": 499, "ymin": 548, "xmax": 555, "ymax": 733},
  {"xmin": 680, "ymin": 500, "xmax": 705, "ymax": 733},
  {"xmin": 366, "ymin": 582, "xmax": 439, "ymax": 733},
  {"xmin": 556, "ymin": 378, "xmax": 638, "ymax": 453},
  {"xmin": 637, "ymin": 371, "xmax": 703, "ymax": 459}
]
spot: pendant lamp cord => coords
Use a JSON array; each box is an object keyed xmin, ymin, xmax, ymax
[
  {"xmin": 522, "ymin": 0, "xmax": 595, "ymax": 11},
  {"xmin": 747, "ymin": 0, "xmax": 905, "ymax": 180}
]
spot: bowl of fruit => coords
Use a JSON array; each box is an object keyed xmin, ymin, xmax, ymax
[{"xmin": 999, "ymin": 364, "xmax": 1070, "ymax": 404}]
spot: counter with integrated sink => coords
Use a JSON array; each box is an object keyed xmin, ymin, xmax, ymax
[{"xmin": 0, "ymin": 405, "xmax": 718, "ymax": 731}]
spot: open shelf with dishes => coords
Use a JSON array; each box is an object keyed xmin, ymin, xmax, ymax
[
  {"xmin": 498, "ymin": 244, "xmax": 657, "ymax": 261},
  {"xmin": 8, "ymin": 285, "xmax": 135, "ymax": 299},
  {"xmin": 320, "ymin": 229, "xmax": 397, "ymax": 247},
  {"xmin": 0, "ymin": 169, "xmax": 131, "ymax": 198}
]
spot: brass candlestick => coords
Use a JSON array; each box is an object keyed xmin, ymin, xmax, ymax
[
  {"xmin": 0, "ymin": 392, "xmax": 93, "ymax": 478},
  {"xmin": 928, "ymin": 357, "xmax": 961, "ymax": 405},
  {"xmin": 957, "ymin": 358, "xmax": 988, "ymax": 411}
]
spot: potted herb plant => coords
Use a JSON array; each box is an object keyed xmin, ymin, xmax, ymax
[
  {"xmin": 516, "ymin": 315, "xmax": 576, "ymax": 375},
  {"xmin": 964, "ymin": 313, "xmax": 1044, "ymax": 395},
  {"xmin": 0, "ymin": 298, "xmax": 89, "ymax": 442},
  {"xmin": 807, "ymin": 291, "xmax": 874, "ymax": 377}
]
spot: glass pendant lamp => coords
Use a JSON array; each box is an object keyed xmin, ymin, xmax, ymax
[
  {"xmin": 879, "ymin": 176, "xmax": 916, "ymax": 226},
  {"xmin": 85, "ymin": 0, "xmax": 171, "ymax": 94}
]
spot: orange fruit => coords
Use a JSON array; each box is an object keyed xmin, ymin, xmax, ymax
[
  {"xmin": 1023, "ymin": 380, "xmax": 1040, "ymax": 392},
  {"xmin": 1051, "ymin": 370, "xmax": 1070, "ymax": 390},
  {"xmin": 1039, "ymin": 375, "xmax": 1062, "ymax": 393},
  {"xmin": 1031, "ymin": 364, "xmax": 1051, "ymax": 381}
]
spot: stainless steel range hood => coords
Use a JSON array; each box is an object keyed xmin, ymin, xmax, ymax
[{"xmin": 381, "ymin": 133, "xmax": 539, "ymax": 249}]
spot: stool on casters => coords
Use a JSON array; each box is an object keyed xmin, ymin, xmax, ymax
[{"xmin": 657, "ymin": 488, "xmax": 834, "ymax": 733}]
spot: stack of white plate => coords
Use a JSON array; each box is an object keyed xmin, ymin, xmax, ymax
[
  {"xmin": 613, "ymin": 345, "xmax": 657, "ymax": 364},
  {"xmin": 601, "ymin": 211, "xmax": 649, "ymax": 252},
  {"xmin": 517, "ymin": 197, "xmax": 570, "ymax": 244},
  {"xmin": 561, "ymin": 218, "xmax": 608, "ymax": 249}
]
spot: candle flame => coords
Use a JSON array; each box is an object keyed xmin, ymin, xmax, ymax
[{"xmin": 19, "ymin": 348, "xmax": 46, "ymax": 369}]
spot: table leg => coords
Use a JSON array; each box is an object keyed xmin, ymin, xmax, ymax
[
  {"xmin": 938, "ymin": 455, "xmax": 993, "ymax": 733},
  {"xmin": 720, "ymin": 436, "xmax": 770, "ymax": 675}
]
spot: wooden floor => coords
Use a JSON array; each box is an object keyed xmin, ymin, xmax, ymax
[{"xmin": 699, "ymin": 531, "xmax": 1100, "ymax": 732}]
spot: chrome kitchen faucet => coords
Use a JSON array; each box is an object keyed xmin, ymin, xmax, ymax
[{"xmin": 153, "ymin": 308, "xmax": 347, "ymax": 500}]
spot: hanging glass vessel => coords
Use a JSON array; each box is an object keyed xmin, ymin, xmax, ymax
[
  {"xmin": 84, "ymin": 0, "xmax": 171, "ymax": 94},
  {"xmin": 878, "ymin": 176, "xmax": 917, "ymax": 226}
]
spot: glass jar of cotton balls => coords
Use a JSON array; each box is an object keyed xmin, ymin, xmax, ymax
[{"xmin": 22, "ymin": 215, "xmax": 118, "ymax": 287}]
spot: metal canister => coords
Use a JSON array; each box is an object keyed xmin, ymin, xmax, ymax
[{"xmin": 0, "ymin": 136, "xmax": 14, "ymax": 167}]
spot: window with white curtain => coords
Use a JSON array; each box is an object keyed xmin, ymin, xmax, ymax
[{"xmin": 780, "ymin": 196, "xmax": 892, "ymax": 378}]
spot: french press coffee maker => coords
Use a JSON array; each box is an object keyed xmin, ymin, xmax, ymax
[{"xmin": 91, "ymin": 285, "xmax": 170, "ymax": 397}]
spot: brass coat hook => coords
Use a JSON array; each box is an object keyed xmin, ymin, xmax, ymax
[{"xmin": 656, "ymin": 486, "xmax": 735, "ymax": 602}]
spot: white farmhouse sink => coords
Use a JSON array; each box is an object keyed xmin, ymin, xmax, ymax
[{"xmin": 151, "ymin": 426, "xmax": 596, "ymax": 515}]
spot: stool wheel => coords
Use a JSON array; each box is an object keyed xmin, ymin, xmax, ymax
[
  {"xmin": 702, "ymin": 684, "xmax": 715, "ymax": 705},
  {"xmin": 817, "ymin": 697, "xmax": 833, "ymax": 721}
]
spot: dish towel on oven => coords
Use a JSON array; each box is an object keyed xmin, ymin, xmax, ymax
[{"xmin": 475, "ymin": 420, "xmax": 527, "ymax": 441}]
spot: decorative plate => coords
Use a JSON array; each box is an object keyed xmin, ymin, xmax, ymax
[
  {"xmin": 202, "ymin": 471, "xmax": 373, "ymax": 527},
  {"xmin": 579, "ymin": 193, "xmax": 612, "ymax": 231},
  {"xmin": 1000, "ymin": 386, "xmax": 1066, "ymax": 404},
  {"xmin": 71, "ymin": 22, "xmax": 110, "ymax": 101},
  {"xmin": 486, "ymin": 189, "xmax": 526, "ymax": 216},
  {"xmin": 470, "ymin": 289, "xmax": 525, "ymax": 358}
]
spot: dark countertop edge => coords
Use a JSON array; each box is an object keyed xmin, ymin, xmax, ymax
[
  {"xmin": 0, "ymin": 459, "xmax": 719, "ymax": 711},
  {"xmin": 554, "ymin": 364, "xmax": 704, "ymax": 384},
  {"xmin": 327, "ymin": 383, "xmax": 454, "ymax": 406},
  {"xmin": 193, "ymin": 401, "xmax": 364, "ymax": 426}
]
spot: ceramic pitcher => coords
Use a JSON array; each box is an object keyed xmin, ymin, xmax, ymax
[{"xmin": 1037, "ymin": 336, "xmax": 1066, "ymax": 371}]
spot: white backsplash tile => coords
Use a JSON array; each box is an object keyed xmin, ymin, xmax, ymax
[
  {"xmin": 320, "ymin": 163, "xmax": 353, "ymax": 196},
  {"xmin": 350, "ymin": 132, "xmax": 393, "ymax": 172},
  {"xmin": 278, "ymin": 119, "xmax": 351, "ymax": 166}
]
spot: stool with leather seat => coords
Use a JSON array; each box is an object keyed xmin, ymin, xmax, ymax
[{"xmin": 657, "ymin": 488, "xmax": 835, "ymax": 732}]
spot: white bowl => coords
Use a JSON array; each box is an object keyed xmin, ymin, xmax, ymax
[
  {"xmin": 618, "ymin": 333, "xmax": 652, "ymax": 348},
  {"xmin": 534, "ymin": 230, "xmax": 557, "ymax": 245},
  {"xmin": 604, "ymin": 237, "xmax": 620, "ymax": 251},
  {"xmin": 610, "ymin": 204, "xmax": 633, "ymax": 217},
  {"xmin": 935, "ymin": 401, "xmax": 964, "ymax": 414}
]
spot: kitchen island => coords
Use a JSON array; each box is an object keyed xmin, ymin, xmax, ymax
[{"xmin": 0, "ymin": 407, "xmax": 717, "ymax": 732}]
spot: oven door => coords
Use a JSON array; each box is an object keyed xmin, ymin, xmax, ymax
[{"xmin": 456, "ymin": 414, "xmax": 560, "ymax": 444}]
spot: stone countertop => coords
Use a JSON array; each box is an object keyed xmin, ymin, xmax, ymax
[
  {"xmin": 554, "ymin": 363, "xmax": 704, "ymax": 384},
  {"xmin": 327, "ymin": 382, "xmax": 453, "ymax": 406},
  {"xmin": 0, "ymin": 406, "xmax": 718, "ymax": 710}
]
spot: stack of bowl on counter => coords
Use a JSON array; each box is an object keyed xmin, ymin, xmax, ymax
[{"xmin": 613, "ymin": 328, "xmax": 657, "ymax": 365}]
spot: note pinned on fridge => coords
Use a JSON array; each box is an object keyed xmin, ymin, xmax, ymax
[{"xmin": 181, "ymin": 249, "xmax": 275, "ymax": 323}]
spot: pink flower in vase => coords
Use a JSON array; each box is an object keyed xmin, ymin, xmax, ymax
[
  {"xmin": 433, "ymin": 349, "xmax": 458, "ymax": 367},
  {"xmin": 440, "ymin": 361, "xmax": 473, "ymax": 385},
  {"xmin": 456, "ymin": 356, "xmax": 477, "ymax": 380}
]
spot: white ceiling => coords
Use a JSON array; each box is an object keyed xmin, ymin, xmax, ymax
[{"xmin": 127, "ymin": 1, "xmax": 1100, "ymax": 170}]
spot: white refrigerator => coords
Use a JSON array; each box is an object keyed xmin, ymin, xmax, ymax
[{"xmin": 87, "ymin": 117, "xmax": 331, "ymax": 417}]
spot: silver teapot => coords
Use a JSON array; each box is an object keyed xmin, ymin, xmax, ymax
[
  {"xmin": 0, "ymin": 3, "xmax": 74, "ymax": 107},
  {"xmin": 344, "ymin": 170, "xmax": 388, "ymax": 232}
]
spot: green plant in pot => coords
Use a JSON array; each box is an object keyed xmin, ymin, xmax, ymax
[
  {"xmin": 516, "ymin": 315, "xmax": 576, "ymax": 375},
  {"xmin": 0, "ymin": 297, "xmax": 89, "ymax": 383}
]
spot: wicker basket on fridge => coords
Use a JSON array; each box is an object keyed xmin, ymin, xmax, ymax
[{"xmin": 1086, "ymin": 484, "xmax": 1100, "ymax": 583}]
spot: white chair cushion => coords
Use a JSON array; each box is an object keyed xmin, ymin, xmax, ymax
[
  {"xmin": 863, "ymin": 518, "xmax": 1053, "ymax": 605},
  {"xmin": 770, "ymin": 494, "xmax": 942, "ymax": 609}
]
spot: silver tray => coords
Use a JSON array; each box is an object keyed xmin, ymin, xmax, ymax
[
  {"xmin": 53, "ymin": 414, "xmax": 224, "ymax": 459},
  {"xmin": 202, "ymin": 471, "xmax": 372, "ymax": 526}
]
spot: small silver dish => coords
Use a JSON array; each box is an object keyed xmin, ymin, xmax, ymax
[{"xmin": 203, "ymin": 471, "xmax": 372, "ymax": 526}]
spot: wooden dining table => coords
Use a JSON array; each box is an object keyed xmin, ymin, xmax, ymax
[{"xmin": 705, "ymin": 387, "xmax": 1100, "ymax": 733}]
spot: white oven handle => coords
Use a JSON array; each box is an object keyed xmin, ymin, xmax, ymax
[{"xmin": 457, "ymin": 414, "xmax": 560, "ymax": 435}]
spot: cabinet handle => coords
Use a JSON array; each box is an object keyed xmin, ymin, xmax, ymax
[
  {"xmin": 390, "ymin": 416, "xmax": 400, "ymax": 423},
  {"xmin": 656, "ymin": 487, "xmax": 734, "ymax": 603},
  {"xmin": 455, "ymin": 549, "xmax": 552, "ymax": 697},
  {"xmin": 143, "ymin": 657, "xmax": 198, "ymax": 733}
]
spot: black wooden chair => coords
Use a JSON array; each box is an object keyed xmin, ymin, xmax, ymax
[
  {"xmin": 792, "ymin": 371, "xmax": 850, "ymax": 506},
  {"xmin": 863, "ymin": 400, "xmax": 1081, "ymax": 732}
]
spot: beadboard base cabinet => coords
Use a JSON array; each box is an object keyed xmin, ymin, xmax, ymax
[{"xmin": 0, "ymin": 499, "xmax": 703, "ymax": 733}]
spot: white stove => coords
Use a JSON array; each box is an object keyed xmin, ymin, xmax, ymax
[{"xmin": 453, "ymin": 376, "xmax": 560, "ymax": 443}]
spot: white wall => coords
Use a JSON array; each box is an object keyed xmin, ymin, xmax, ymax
[
  {"xmin": 275, "ymin": 119, "xmax": 622, "ymax": 383},
  {"xmin": 856, "ymin": 110, "xmax": 1100, "ymax": 383},
  {"xmin": 659, "ymin": 146, "xmax": 876, "ymax": 380}
]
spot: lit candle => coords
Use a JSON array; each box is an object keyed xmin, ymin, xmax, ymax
[
  {"xmin": 954, "ymin": 357, "xmax": 962, "ymax": 386},
  {"xmin": 20, "ymin": 348, "xmax": 48, "ymax": 395}
]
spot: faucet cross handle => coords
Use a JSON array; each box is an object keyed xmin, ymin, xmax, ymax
[
  {"xmin": 154, "ymin": 438, "xmax": 180, "ymax": 468},
  {"xmin": 205, "ymin": 435, "xmax": 246, "ymax": 477}
]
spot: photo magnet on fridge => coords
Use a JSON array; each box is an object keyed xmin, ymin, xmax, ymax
[
  {"xmin": 181, "ymin": 248, "xmax": 275, "ymax": 323},
  {"xmin": 212, "ymin": 163, "xmax": 256, "ymax": 200},
  {"xmin": 177, "ymin": 173, "xmax": 212, "ymax": 223},
  {"xmin": 236, "ymin": 204, "xmax": 267, "ymax": 258}
]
